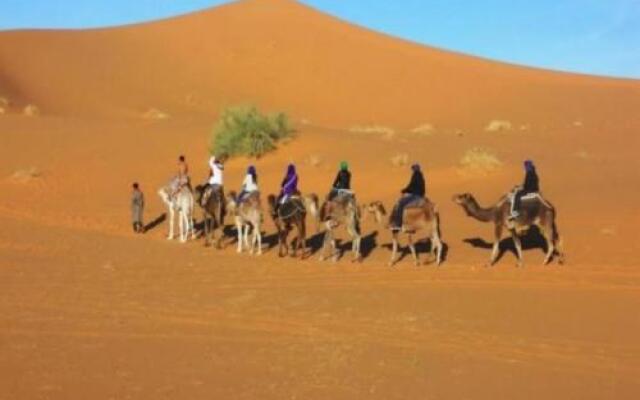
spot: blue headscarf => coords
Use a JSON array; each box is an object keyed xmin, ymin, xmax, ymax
[{"xmin": 524, "ymin": 160, "xmax": 535, "ymax": 172}]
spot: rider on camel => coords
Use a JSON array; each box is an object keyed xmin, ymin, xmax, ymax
[
  {"xmin": 391, "ymin": 163, "xmax": 426, "ymax": 230},
  {"xmin": 328, "ymin": 161, "xmax": 352, "ymax": 201},
  {"xmin": 510, "ymin": 160, "xmax": 539, "ymax": 219},
  {"xmin": 237, "ymin": 165, "xmax": 259, "ymax": 203}
]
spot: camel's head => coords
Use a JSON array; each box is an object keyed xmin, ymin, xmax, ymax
[
  {"xmin": 157, "ymin": 187, "xmax": 171, "ymax": 205},
  {"xmin": 266, "ymin": 194, "xmax": 278, "ymax": 216},
  {"xmin": 194, "ymin": 185, "xmax": 205, "ymax": 203},
  {"xmin": 452, "ymin": 193, "xmax": 473, "ymax": 205},
  {"xmin": 226, "ymin": 191, "xmax": 238, "ymax": 215},
  {"xmin": 364, "ymin": 201, "xmax": 386, "ymax": 224},
  {"xmin": 304, "ymin": 193, "xmax": 320, "ymax": 221}
]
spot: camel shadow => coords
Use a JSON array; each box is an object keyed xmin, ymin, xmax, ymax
[
  {"xmin": 359, "ymin": 231, "xmax": 379, "ymax": 261},
  {"xmin": 306, "ymin": 231, "xmax": 327, "ymax": 256},
  {"xmin": 144, "ymin": 213, "xmax": 166, "ymax": 233},
  {"xmin": 463, "ymin": 226, "xmax": 547, "ymax": 263},
  {"xmin": 262, "ymin": 232, "xmax": 280, "ymax": 252}
]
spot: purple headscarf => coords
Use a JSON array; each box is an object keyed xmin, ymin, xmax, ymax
[{"xmin": 282, "ymin": 164, "xmax": 298, "ymax": 196}]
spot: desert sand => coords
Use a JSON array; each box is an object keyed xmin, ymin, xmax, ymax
[{"xmin": 1, "ymin": 0, "xmax": 639, "ymax": 398}]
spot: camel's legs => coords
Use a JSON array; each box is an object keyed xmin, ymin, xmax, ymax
[
  {"xmin": 189, "ymin": 212, "xmax": 195, "ymax": 240},
  {"xmin": 167, "ymin": 208, "xmax": 175, "ymax": 240},
  {"xmin": 407, "ymin": 233, "xmax": 419, "ymax": 266},
  {"xmin": 214, "ymin": 219, "xmax": 223, "ymax": 250},
  {"xmin": 540, "ymin": 223, "xmax": 555, "ymax": 265},
  {"xmin": 279, "ymin": 227, "xmax": 288, "ymax": 257},
  {"xmin": 236, "ymin": 220, "xmax": 244, "ymax": 253},
  {"xmin": 243, "ymin": 224, "xmax": 251, "ymax": 249},
  {"xmin": 299, "ymin": 222, "xmax": 307, "ymax": 259},
  {"xmin": 347, "ymin": 221, "xmax": 362, "ymax": 262},
  {"xmin": 389, "ymin": 232, "xmax": 399, "ymax": 267},
  {"xmin": 511, "ymin": 230, "xmax": 523, "ymax": 267},
  {"xmin": 432, "ymin": 232, "xmax": 443, "ymax": 266},
  {"xmin": 489, "ymin": 224, "xmax": 503, "ymax": 266},
  {"xmin": 319, "ymin": 223, "xmax": 332, "ymax": 261},
  {"xmin": 204, "ymin": 216, "xmax": 211, "ymax": 247},
  {"xmin": 555, "ymin": 235, "xmax": 565, "ymax": 265},
  {"xmin": 179, "ymin": 211, "xmax": 186, "ymax": 243},
  {"xmin": 324, "ymin": 222, "xmax": 338, "ymax": 262},
  {"xmin": 254, "ymin": 222, "xmax": 262, "ymax": 255}
]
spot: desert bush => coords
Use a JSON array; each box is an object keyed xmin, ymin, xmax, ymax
[
  {"xmin": 390, "ymin": 153, "xmax": 409, "ymax": 167},
  {"xmin": 210, "ymin": 106, "xmax": 294, "ymax": 158},
  {"xmin": 305, "ymin": 154, "xmax": 322, "ymax": 167},
  {"xmin": 143, "ymin": 108, "xmax": 170, "ymax": 120},
  {"xmin": 459, "ymin": 147, "xmax": 502, "ymax": 173},
  {"xmin": 23, "ymin": 104, "xmax": 39, "ymax": 117},
  {"xmin": 10, "ymin": 167, "xmax": 42, "ymax": 183},
  {"xmin": 485, "ymin": 119, "xmax": 512, "ymax": 132},
  {"xmin": 411, "ymin": 123, "xmax": 435, "ymax": 136}
]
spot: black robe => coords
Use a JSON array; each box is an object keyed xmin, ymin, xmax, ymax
[
  {"xmin": 402, "ymin": 171, "xmax": 426, "ymax": 197},
  {"xmin": 332, "ymin": 170, "xmax": 351, "ymax": 190}
]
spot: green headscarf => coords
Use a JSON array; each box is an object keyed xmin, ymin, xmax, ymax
[{"xmin": 340, "ymin": 161, "xmax": 349, "ymax": 171}]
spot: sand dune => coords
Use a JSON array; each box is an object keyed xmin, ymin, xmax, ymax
[
  {"xmin": 1, "ymin": 0, "xmax": 639, "ymax": 127},
  {"xmin": 0, "ymin": 0, "xmax": 639, "ymax": 398}
]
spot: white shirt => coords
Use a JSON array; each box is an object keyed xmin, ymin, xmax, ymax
[
  {"xmin": 208, "ymin": 157, "xmax": 224, "ymax": 185},
  {"xmin": 242, "ymin": 174, "xmax": 258, "ymax": 192}
]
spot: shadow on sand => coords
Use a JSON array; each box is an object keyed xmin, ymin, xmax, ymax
[
  {"xmin": 463, "ymin": 226, "xmax": 547, "ymax": 263},
  {"xmin": 143, "ymin": 213, "xmax": 166, "ymax": 233}
]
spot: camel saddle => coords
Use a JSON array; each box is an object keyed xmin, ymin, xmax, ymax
[
  {"xmin": 278, "ymin": 196, "xmax": 306, "ymax": 219},
  {"xmin": 404, "ymin": 196, "xmax": 428, "ymax": 209},
  {"xmin": 202, "ymin": 184, "xmax": 224, "ymax": 206}
]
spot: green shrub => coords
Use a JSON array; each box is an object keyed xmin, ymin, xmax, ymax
[{"xmin": 210, "ymin": 106, "xmax": 294, "ymax": 158}]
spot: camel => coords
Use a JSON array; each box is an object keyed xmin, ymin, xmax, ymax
[
  {"xmin": 367, "ymin": 198, "xmax": 443, "ymax": 267},
  {"xmin": 318, "ymin": 194, "xmax": 362, "ymax": 262},
  {"xmin": 226, "ymin": 191, "xmax": 263, "ymax": 255},
  {"xmin": 194, "ymin": 184, "xmax": 225, "ymax": 248},
  {"xmin": 452, "ymin": 192, "xmax": 565, "ymax": 267},
  {"xmin": 157, "ymin": 185, "xmax": 195, "ymax": 243},
  {"xmin": 267, "ymin": 194, "xmax": 308, "ymax": 258}
]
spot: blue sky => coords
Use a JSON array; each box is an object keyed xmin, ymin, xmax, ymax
[{"xmin": 1, "ymin": 0, "xmax": 638, "ymax": 79}]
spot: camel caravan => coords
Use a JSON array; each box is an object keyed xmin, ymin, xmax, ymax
[{"xmin": 140, "ymin": 155, "xmax": 565, "ymax": 267}]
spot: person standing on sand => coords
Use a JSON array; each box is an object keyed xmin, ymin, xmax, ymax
[
  {"xmin": 131, "ymin": 182, "xmax": 145, "ymax": 233},
  {"xmin": 390, "ymin": 163, "xmax": 425, "ymax": 229}
]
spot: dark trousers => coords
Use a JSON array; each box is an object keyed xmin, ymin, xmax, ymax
[
  {"xmin": 512, "ymin": 189, "xmax": 533, "ymax": 214},
  {"xmin": 392, "ymin": 194, "xmax": 421, "ymax": 227}
]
